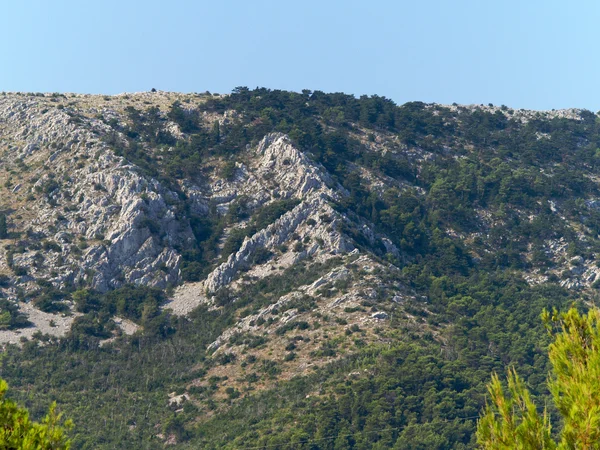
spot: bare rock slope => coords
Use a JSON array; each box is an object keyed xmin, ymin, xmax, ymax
[{"xmin": 0, "ymin": 94, "xmax": 405, "ymax": 348}]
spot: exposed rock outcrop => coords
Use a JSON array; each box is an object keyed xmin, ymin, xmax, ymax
[{"xmin": 0, "ymin": 95, "xmax": 193, "ymax": 296}]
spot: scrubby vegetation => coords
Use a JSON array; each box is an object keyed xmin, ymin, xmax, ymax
[{"xmin": 0, "ymin": 269, "xmax": 574, "ymax": 448}]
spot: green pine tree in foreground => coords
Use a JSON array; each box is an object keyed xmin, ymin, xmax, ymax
[
  {"xmin": 477, "ymin": 307, "xmax": 600, "ymax": 449},
  {"xmin": 0, "ymin": 379, "xmax": 71, "ymax": 449}
]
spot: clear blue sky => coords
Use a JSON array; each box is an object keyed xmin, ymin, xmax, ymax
[{"xmin": 1, "ymin": 0, "xmax": 598, "ymax": 110}]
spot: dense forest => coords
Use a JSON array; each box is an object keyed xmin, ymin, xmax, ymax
[{"xmin": 2, "ymin": 88, "xmax": 600, "ymax": 448}]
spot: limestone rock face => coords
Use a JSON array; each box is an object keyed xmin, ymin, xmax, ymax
[
  {"xmin": 202, "ymin": 133, "xmax": 352, "ymax": 293},
  {"xmin": 254, "ymin": 133, "xmax": 339, "ymax": 199},
  {"xmin": 0, "ymin": 95, "xmax": 193, "ymax": 296},
  {"xmin": 203, "ymin": 197, "xmax": 352, "ymax": 293}
]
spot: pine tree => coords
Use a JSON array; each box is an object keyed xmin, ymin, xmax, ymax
[
  {"xmin": 211, "ymin": 120, "xmax": 220, "ymax": 144},
  {"xmin": 477, "ymin": 307, "xmax": 600, "ymax": 449},
  {"xmin": 0, "ymin": 214, "xmax": 7, "ymax": 239},
  {"xmin": 0, "ymin": 378, "xmax": 72, "ymax": 448}
]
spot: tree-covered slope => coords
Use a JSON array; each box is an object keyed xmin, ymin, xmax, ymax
[{"xmin": 0, "ymin": 88, "xmax": 599, "ymax": 448}]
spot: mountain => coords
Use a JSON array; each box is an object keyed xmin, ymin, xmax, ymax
[{"xmin": 0, "ymin": 88, "xmax": 597, "ymax": 448}]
